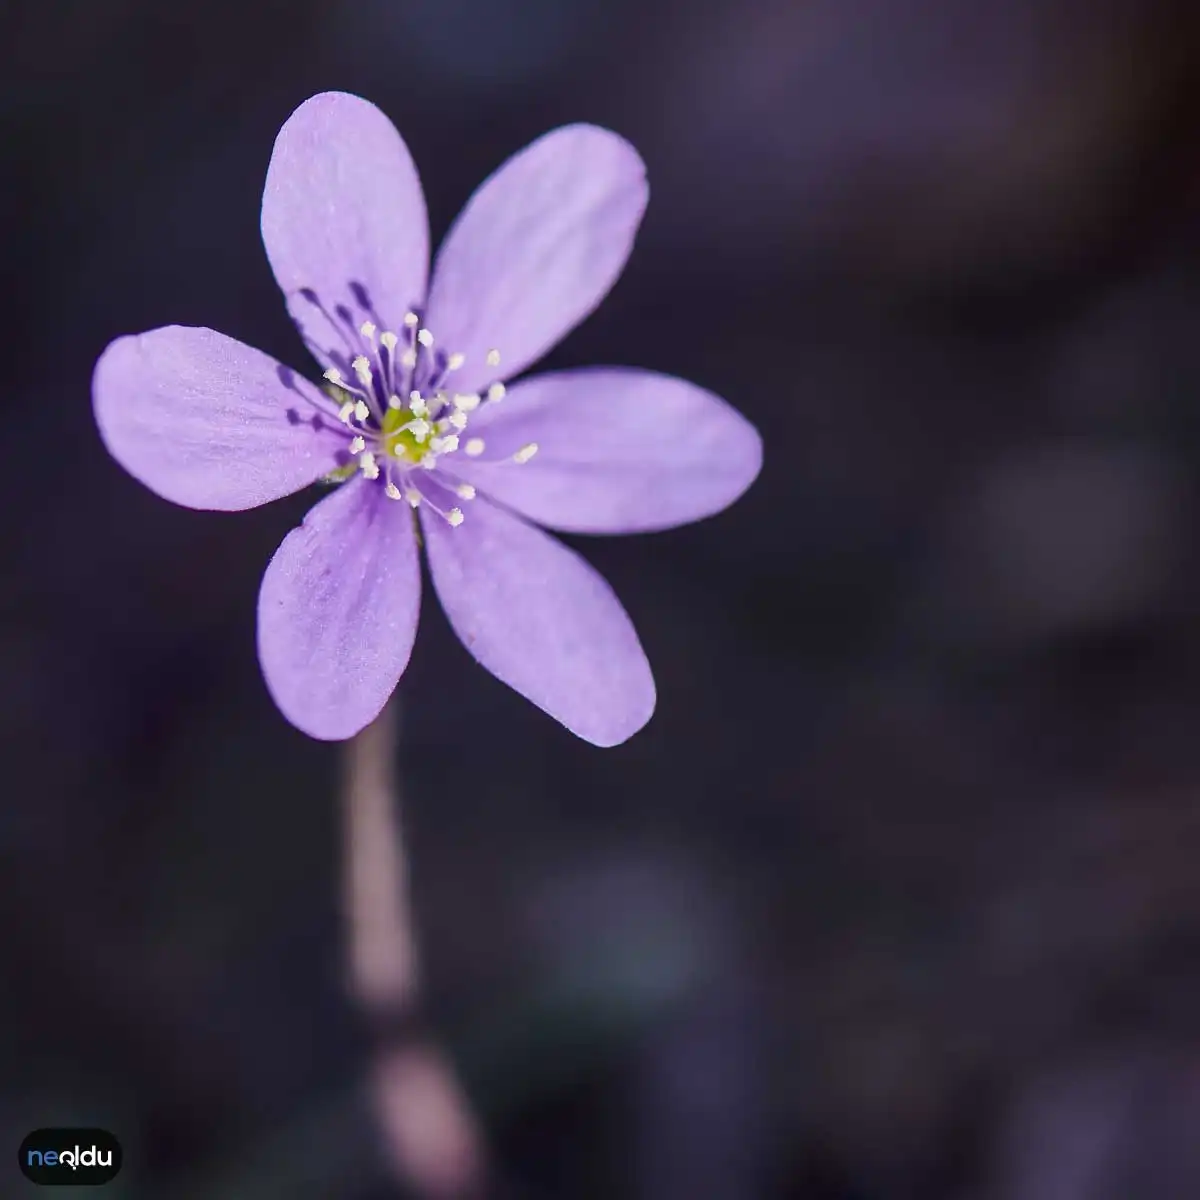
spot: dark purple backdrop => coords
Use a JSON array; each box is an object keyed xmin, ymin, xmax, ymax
[{"xmin": 3, "ymin": 0, "xmax": 1200, "ymax": 1196}]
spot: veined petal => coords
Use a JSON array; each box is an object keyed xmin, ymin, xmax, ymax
[
  {"xmin": 93, "ymin": 326, "xmax": 347, "ymax": 511},
  {"xmin": 262, "ymin": 92, "xmax": 430, "ymax": 366},
  {"xmin": 449, "ymin": 368, "xmax": 762, "ymax": 533},
  {"xmin": 423, "ymin": 125, "xmax": 648, "ymax": 393},
  {"xmin": 258, "ymin": 477, "xmax": 421, "ymax": 740},
  {"xmin": 422, "ymin": 498, "xmax": 654, "ymax": 746}
]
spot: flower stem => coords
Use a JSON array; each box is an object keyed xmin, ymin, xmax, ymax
[{"xmin": 341, "ymin": 697, "xmax": 486, "ymax": 1198}]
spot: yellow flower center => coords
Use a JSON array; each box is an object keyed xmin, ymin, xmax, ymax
[{"xmin": 380, "ymin": 403, "xmax": 431, "ymax": 465}]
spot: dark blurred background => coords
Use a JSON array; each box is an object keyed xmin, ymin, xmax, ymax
[{"xmin": 5, "ymin": 0, "xmax": 1200, "ymax": 1196}]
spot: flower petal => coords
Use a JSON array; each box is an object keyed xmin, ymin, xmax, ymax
[
  {"xmin": 261, "ymin": 92, "xmax": 429, "ymax": 365},
  {"xmin": 257, "ymin": 478, "xmax": 421, "ymax": 740},
  {"xmin": 422, "ymin": 498, "xmax": 655, "ymax": 746},
  {"xmin": 93, "ymin": 326, "xmax": 347, "ymax": 511},
  {"xmin": 447, "ymin": 368, "xmax": 763, "ymax": 533},
  {"xmin": 423, "ymin": 125, "xmax": 648, "ymax": 393}
]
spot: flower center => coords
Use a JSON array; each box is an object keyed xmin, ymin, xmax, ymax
[{"xmin": 317, "ymin": 314, "xmax": 535, "ymax": 527}]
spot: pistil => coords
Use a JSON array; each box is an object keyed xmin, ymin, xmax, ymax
[{"xmin": 314, "ymin": 318, "xmax": 525, "ymax": 525}]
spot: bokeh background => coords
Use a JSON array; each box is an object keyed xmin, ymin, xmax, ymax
[{"xmin": 4, "ymin": 0, "xmax": 1200, "ymax": 1196}]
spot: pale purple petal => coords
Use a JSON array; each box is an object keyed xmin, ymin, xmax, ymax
[
  {"xmin": 261, "ymin": 92, "xmax": 429, "ymax": 365},
  {"xmin": 448, "ymin": 368, "xmax": 763, "ymax": 533},
  {"xmin": 423, "ymin": 125, "xmax": 648, "ymax": 393},
  {"xmin": 257, "ymin": 478, "xmax": 421, "ymax": 740},
  {"xmin": 93, "ymin": 326, "xmax": 347, "ymax": 511},
  {"xmin": 422, "ymin": 499, "xmax": 655, "ymax": 746}
]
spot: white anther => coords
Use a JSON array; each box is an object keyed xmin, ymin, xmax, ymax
[
  {"xmin": 486, "ymin": 348, "xmax": 501, "ymax": 366},
  {"xmin": 400, "ymin": 348, "xmax": 417, "ymax": 368},
  {"xmin": 487, "ymin": 382, "xmax": 506, "ymax": 402},
  {"xmin": 385, "ymin": 481, "xmax": 402, "ymax": 500},
  {"xmin": 359, "ymin": 451, "xmax": 380, "ymax": 480},
  {"xmin": 417, "ymin": 328, "xmax": 434, "ymax": 348},
  {"xmin": 405, "ymin": 417, "xmax": 430, "ymax": 442},
  {"xmin": 453, "ymin": 392, "xmax": 481, "ymax": 413},
  {"xmin": 403, "ymin": 312, "xmax": 420, "ymax": 327},
  {"xmin": 513, "ymin": 442, "xmax": 539, "ymax": 464},
  {"xmin": 348, "ymin": 435, "xmax": 366, "ymax": 454},
  {"xmin": 420, "ymin": 456, "xmax": 438, "ymax": 470},
  {"xmin": 455, "ymin": 483, "xmax": 477, "ymax": 500},
  {"xmin": 465, "ymin": 437, "xmax": 486, "ymax": 457},
  {"xmin": 388, "ymin": 394, "xmax": 404, "ymax": 409},
  {"xmin": 405, "ymin": 487, "xmax": 422, "ymax": 507},
  {"xmin": 337, "ymin": 401, "xmax": 355, "ymax": 425},
  {"xmin": 380, "ymin": 330, "xmax": 398, "ymax": 352},
  {"xmin": 429, "ymin": 434, "xmax": 460, "ymax": 455},
  {"xmin": 448, "ymin": 410, "xmax": 468, "ymax": 431},
  {"xmin": 447, "ymin": 508, "xmax": 465, "ymax": 527},
  {"xmin": 352, "ymin": 355, "xmax": 372, "ymax": 385},
  {"xmin": 353, "ymin": 400, "xmax": 370, "ymax": 422},
  {"xmin": 447, "ymin": 352, "xmax": 466, "ymax": 371},
  {"xmin": 359, "ymin": 321, "xmax": 376, "ymax": 339},
  {"xmin": 408, "ymin": 392, "xmax": 428, "ymax": 417},
  {"xmin": 323, "ymin": 367, "xmax": 344, "ymax": 384}
]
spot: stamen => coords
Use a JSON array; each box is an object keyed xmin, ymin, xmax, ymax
[
  {"xmin": 314, "ymin": 324, "xmax": 512, "ymax": 503},
  {"xmin": 323, "ymin": 368, "xmax": 371, "ymax": 404},
  {"xmin": 411, "ymin": 476, "xmax": 466, "ymax": 525},
  {"xmin": 513, "ymin": 442, "xmax": 539, "ymax": 464}
]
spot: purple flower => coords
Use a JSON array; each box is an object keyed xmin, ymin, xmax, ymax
[{"xmin": 93, "ymin": 92, "xmax": 761, "ymax": 745}]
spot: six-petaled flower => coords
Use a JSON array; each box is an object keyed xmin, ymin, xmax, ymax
[{"xmin": 93, "ymin": 92, "xmax": 762, "ymax": 745}]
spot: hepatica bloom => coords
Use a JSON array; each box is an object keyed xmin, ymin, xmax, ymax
[{"xmin": 93, "ymin": 92, "xmax": 761, "ymax": 745}]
